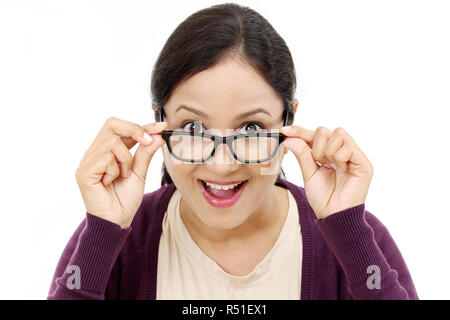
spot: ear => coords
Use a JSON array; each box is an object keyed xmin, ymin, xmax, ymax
[
  {"xmin": 152, "ymin": 104, "xmax": 157, "ymax": 112},
  {"xmin": 281, "ymin": 144, "xmax": 288, "ymax": 155},
  {"xmin": 293, "ymin": 99, "xmax": 299, "ymax": 114}
]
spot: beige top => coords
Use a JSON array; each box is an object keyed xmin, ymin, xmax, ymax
[{"xmin": 156, "ymin": 187, "xmax": 302, "ymax": 300}]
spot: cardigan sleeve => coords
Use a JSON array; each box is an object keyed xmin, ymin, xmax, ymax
[
  {"xmin": 47, "ymin": 212, "xmax": 131, "ymax": 300},
  {"xmin": 315, "ymin": 203, "xmax": 419, "ymax": 300}
]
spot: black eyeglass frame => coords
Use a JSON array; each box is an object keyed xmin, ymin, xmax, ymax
[{"xmin": 159, "ymin": 109, "xmax": 290, "ymax": 164}]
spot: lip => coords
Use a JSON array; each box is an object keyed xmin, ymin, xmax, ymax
[
  {"xmin": 202, "ymin": 179, "xmax": 245, "ymax": 185},
  {"xmin": 198, "ymin": 179, "xmax": 248, "ymax": 208}
]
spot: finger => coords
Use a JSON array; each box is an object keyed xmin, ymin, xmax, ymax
[
  {"xmin": 311, "ymin": 127, "xmax": 332, "ymax": 166},
  {"xmin": 334, "ymin": 141, "xmax": 353, "ymax": 173},
  {"xmin": 346, "ymin": 142, "xmax": 373, "ymax": 176},
  {"xmin": 323, "ymin": 133, "xmax": 345, "ymax": 168},
  {"xmin": 85, "ymin": 118, "xmax": 155, "ymax": 160},
  {"xmin": 142, "ymin": 121, "xmax": 168, "ymax": 133},
  {"xmin": 103, "ymin": 117, "xmax": 156, "ymax": 147},
  {"xmin": 280, "ymin": 125, "xmax": 315, "ymax": 148},
  {"xmin": 83, "ymin": 133, "xmax": 134, "ymax": 173},
  {"xmin": 77, "ymin": 152, "xmax": 113, "ymax": 187},
  {"xmin": 131, "ymin": 133, "xmax": 166, "ymax": 184},
  {"xmin": 120, "ymin": 121, "xmax": 168, "ymax": 149},
  {"xmin": 331, "ymin": 127, "xmax": 372, "ymax": 175},
  {"xmin": 119, "ymin": 136, "xmax": 140, "ymax": 150},
  {"xmin": 281, "ymin": 137, "xmax": 319, "ymax": 184},
  {"xmin": 110, "ymin": 139, "xmax": 134, "ymax": 178},
  {"xmin": 102, "ymin": 152, "xmax": 120, "ymax": 186}
]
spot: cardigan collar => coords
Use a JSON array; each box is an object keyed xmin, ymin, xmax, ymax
[{"xmin": 147, "ymin": 177, "xmax": 314, "ymax": 300}]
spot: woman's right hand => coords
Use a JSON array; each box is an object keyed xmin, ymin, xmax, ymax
[{"xmin": 75, "ymin": 117, "xmax": 168, "ymax": 229}]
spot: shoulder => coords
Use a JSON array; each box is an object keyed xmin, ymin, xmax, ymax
[
  {"xmin": 276, "ymin": 177, "xmax": 314, "ymax": 223},
  {"xmin": 140, "ymin": 183, "xmax": 177, "ymax": 218},
  {"xmin": 277, "ymin": 176, "xmax": 393, "ymax": 251},
  {"xmin": 363, "ymin": 209, "xmax": 397, "ymax": 250},
  {"xmin": 278, "ymin": 177, "xmax": 388, "ymax": 230},
  {"xmin": 123, "ymin": 183, "xmax": 177, "ymax": 248}
]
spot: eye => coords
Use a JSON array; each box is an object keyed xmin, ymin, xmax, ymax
[
  {"xmin": 238, "ymin": 121, "xmax": 265, "ymax": 134},
  {"xmin": 180, "ymin": 120, "xmax": 265, "ymax": 134},
  {"xmin": 180, "ymin": 120, "xmax": 205, "ymax": 133}
]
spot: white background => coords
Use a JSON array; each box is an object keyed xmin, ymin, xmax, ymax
[{"xmin": 0, "ymin": 0, "xmax": 449, "ymax": 299}]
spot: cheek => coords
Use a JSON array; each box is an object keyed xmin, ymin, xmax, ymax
[
  {"xmin": 163, "ymin": 147, "xmax": 187, "ymax": 169},
  {"xmin": 250, "ymin": 150, "xmax": 283, "ymax": 176},
  {"xmin": 162, "ymin": 148, "xmax": 195, "ymax": 184}
]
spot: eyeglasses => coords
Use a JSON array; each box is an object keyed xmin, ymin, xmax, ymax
[{"xmin": 159, "ymin": 109, "xmax": 290, "ymax": 164}]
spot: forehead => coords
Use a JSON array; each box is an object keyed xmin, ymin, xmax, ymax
[{"xmin": 164, "ymin": 56, "xmax": 284, "ymax": 120}]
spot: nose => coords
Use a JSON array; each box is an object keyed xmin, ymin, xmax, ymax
[
  {"xmin": 203, "ymin": 138, "xmax": 242, "ymax": 178},
  {"xmin": 203, "ymin": 128, "xmax": 237, "ymax": 165},
  {"xmin": 207, "ymin": 141, "xmax": 238, "ymax": 165}
]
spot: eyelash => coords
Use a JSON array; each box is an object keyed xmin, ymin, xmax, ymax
[{"xmin": 179, "ymin": 120, "xmax": 266, "ymax": 132}]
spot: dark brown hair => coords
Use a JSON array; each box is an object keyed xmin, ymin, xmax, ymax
[{"xmin": 151, "ymin": 3, "xmax": 296, "ymax": 186}]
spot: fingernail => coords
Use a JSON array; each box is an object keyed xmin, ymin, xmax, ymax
[
  {"xmin": 143, "ymin": 132, "xmax": 153, "ymax": 143},
  {"xmin": 156, "ymin": 121, "xmax": 167, "ymax": 126}
]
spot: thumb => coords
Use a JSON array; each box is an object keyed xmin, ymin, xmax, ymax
[
  {"xmin": 132, "ymin": 133, "xmax": 165, "ymax": 183},
  {"xmin": 282, "ymin": 137, "xmax": 319, "ymax": 183}
]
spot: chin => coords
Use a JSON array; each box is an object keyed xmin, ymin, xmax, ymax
[{"xmin": 199, "ymin": 211, "xmax": 248, "ymax": 230}]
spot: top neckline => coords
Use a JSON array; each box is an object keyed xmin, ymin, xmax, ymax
[{"xmin": 166, "ymin": 186, "xmax": 299, "ymax": 287}]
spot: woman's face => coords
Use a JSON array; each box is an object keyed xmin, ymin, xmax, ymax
[{"xmin": 161, "ymin": 55, "xmax": 289, "ymax": 230}]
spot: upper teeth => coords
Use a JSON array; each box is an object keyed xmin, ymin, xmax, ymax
[{"xmin": 204, "ymin": 181, "xmax": 244, "ymax": 190}]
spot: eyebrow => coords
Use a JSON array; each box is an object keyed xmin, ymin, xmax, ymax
[{"xmin": 174, "ymin": 105, "xmax": 272, "ymax": 120}]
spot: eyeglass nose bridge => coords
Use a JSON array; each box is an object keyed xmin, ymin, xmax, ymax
[{"xmin": 207, "ymin": 134, "xmax": 242, "ymax": 164}]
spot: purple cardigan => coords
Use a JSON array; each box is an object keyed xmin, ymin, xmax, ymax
[{"xmin": 47, "ymin": 177, "xmax": 418, "ymax": 300}]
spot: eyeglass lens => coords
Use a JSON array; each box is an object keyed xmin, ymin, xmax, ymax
[{"xmin": 168, "ymin": 134, "xmax": 280, "ymax": 162}]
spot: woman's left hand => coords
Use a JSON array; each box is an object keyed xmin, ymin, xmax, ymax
[{"xmin": 279, "ymin": 126, "xmax": 374, "ymax": 219}]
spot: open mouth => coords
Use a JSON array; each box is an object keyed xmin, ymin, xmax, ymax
[
  {"xmin": 197, "ymin": 179, "xmax": 248, "ymax": 208},
  {"xmin": 201, "ymin": 179, "xmax": 246, "ymax": 197}
]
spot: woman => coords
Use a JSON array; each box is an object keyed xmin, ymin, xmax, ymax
[{"xmin": 48, "ymin": 3, "xmax": 418, "ymax": 300}]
